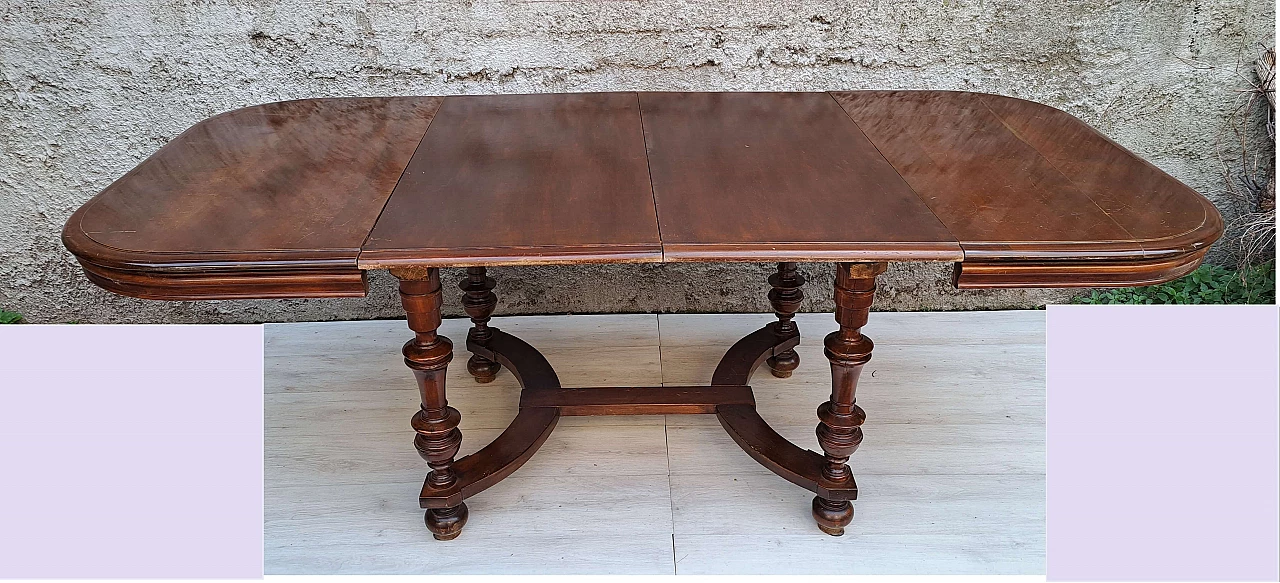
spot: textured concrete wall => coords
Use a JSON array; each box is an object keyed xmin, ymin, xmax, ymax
[{"xmin": 1, "ymin": 0, "xmax": 1272, "ymax": 323}]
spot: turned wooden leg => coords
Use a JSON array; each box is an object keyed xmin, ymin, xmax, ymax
[
  {"xmin": 766, "ymin": 262, "xmax": 805, "ymax": 378},
  {"xmin": 393, "ymin": 267, "xmax": 468, "ymax": 541},
  {"xmin": 813, "ymin": 261, "xmax": 885, "ymax": 536},
  {"xmin": 459, "ymin": 266, "xmax": 501, "ymax": 383}
]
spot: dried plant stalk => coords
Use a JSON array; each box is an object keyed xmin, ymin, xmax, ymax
[{"xmin": 1217, "ymin": 43, "xmax": 1275, "ymax": 273}]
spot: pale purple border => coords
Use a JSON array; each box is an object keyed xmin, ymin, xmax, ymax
[
  {"xmin": 1046, "ymin": 305, "xmax": 1279, "ymax": 581},
  {"xmin": 0, "ymin": 325, "xmax": 264, "ymax": 579}
]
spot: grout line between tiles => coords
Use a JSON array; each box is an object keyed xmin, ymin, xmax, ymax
[
  {"xmin": 658, "ymin": 315, "xmax": 676, "ymax": 572},
  {"xmin": 665, "ymin": 423, "xmax": 677, "ymax": 573},
  {"xmin": 654, "ymin": 313, "xmax": 665, "ymax": 385}
]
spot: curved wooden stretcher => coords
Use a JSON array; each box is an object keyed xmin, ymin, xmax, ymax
[{"xmin": 63, "ymin": 91, "xmax": 1222, "ymax": 540}]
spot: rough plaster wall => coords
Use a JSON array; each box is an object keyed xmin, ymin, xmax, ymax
[{"xmin": 1, "ymin": 0, "xmax": 1273, "ymax": 323}]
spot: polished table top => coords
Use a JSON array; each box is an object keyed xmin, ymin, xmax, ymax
[{"xmin": 62, "ymin": 91, "xmax": 1222, "ymax": 300}]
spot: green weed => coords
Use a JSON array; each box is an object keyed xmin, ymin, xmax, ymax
[{"xmin": 1074, "ymin": 260, "xmax": 1276, "ymax": 305}]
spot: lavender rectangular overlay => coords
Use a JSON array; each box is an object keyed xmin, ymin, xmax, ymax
[
  {"xmin": 0, "ymin": 325, "xmax": 264, "ymax": 579},
  {"xmin": 1047, "ymin": 305, "xmax": 1279, "ymax": 581}
]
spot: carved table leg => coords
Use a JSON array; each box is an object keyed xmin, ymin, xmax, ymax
[
  {"xmin": 766, "ymin": 262, "xmax": 805, "ymax": 378},
  {"xmin": 393, "ymin": 267, "xmax": 467, "ymax": 540},
  {"xmin": 459, "ymin": 267, "xmax": 501, "ymax": 383},
  {"xmin": 813, "ymin": 261, "xmax": 885, "ymax": 536}
]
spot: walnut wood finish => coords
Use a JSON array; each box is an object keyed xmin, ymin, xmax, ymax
[
  {"xmin": 520, "ymin": 386, "xmax": 755, "ymax": 415},
  {"xmin": 717, "ymin": 404, "xmax": 858, "ymax": 502},
  {"xmin": 831, "ymin": 91, "xmax": 1222, "ymax": 287},
  {"xmin": 952, "ymin": 250, "xmax": 1211, "ymax": 288},
  {"xmin": 469, "ymin": 328, "xmax": 561, "ymax": 390},
  {"xmin": 393, "ymin": 267, "xmax": 467, "ymax": 540},
  {"xmin": 709, "ymin": 263, "xmax": 873, "ymax": 532},
  {"xmin": 813, "ymin": 262, "xmax": 884, "ymax": 535},
  {"xmin": 416, "ymin": 329, "xmax": 561, "ymax": 511},
  {"xmin": 405, "ymin": 266, "xmax": 872, "ymax": 538},
  {"xmin": 62, "ymin": 97, "xmax": 443, "ymax": 299},
  {"xmin": 65, "ymin": 91, "xmax": 1221, "ymax": 297},
  {"xmin": 62, "ymin": 90, "xmax": 1227, "ymax": 541},
  {"xmin": 359, "ymin": 93, "xmax": 662, "ymax": 268},
  {"xmin": 710, "ymin": 317, "xmax": 861, "ymax": 504},
  {"xmin": 459, "ymin": 267, "xmax": 501, "ymax": 383},
  {"xmin": 638, "ymin": 92, "xmax": 962, "ymax": 262},
  {"xmin": 765, "ymin": 262, "xmax": 804, "ymax": 378},
  {"xmin": 710, "ymin": 322, "xmax": 800, "ymax": 386}
]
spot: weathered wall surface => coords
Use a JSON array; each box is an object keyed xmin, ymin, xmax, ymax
[{"xmin": 1, "ymin": 0, "xmax": 1272, "ymax": 323}]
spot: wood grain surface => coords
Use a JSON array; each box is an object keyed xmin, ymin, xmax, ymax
[
  {"xmin": 830, "ymin": 90, "xmax": 1222, "ymax": 286},
  {"xmin": 359, "ymin": 93, "xmax": 662, "ymax": 268},
  {"xmin": 638, "ymin": 92, "xmax": 961, "ymax": 262},
  {"xmin": 62, "ymin": 96, "xmax": 443, "ymax": 298},
  {"xmin": 63, "ymin": 91, "xmax": 1223, "ymax": 299}
]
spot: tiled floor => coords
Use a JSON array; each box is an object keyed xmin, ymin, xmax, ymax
[{"xmin": 265, "ymin": 311, "xmax": 1045, "ymax": 574}]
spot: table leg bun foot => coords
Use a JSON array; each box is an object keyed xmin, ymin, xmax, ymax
[
  {"xmin": 812, "ymin": 496, "xmax": 853, "ymax": 536},
  {"xmin": 766, "ymin": 349, "xmax": 799, "ymax": 378},
  {"xmin": 460, "ymin": 266, "xmax": 499, "ymax": 386},
  {"xmin": 766, "ymin": 262, "xmax": 804, "ymax": 380},
  {"xmin": 426, "ymin": 503, "xmax": 469, "ymax": 541},
  {"xmin": 466, "ymin": 354, "xmax": 501, "ymax": 383}
]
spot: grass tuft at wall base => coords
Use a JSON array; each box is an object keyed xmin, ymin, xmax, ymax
[{"xmin": 1074, "ymin": 260, "xmax": 1276, "ymax": 305}]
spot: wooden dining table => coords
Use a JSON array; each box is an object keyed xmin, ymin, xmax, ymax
[{"xmin": 63, "ymin": 91, "xmax": 1222, "ymax": 540}]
